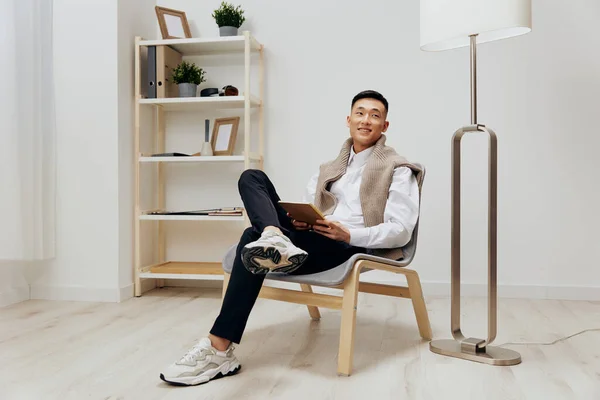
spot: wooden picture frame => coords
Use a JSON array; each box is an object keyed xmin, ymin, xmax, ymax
[
  {"xmin": 155, "ymin": 6, "xmax": 192, "ymax": 39},
  {"xmin": 211, "ymin": 117, "xmax": 239, "ymax": 156}
]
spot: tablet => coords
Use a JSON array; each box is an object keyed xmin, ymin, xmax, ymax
[{"xmin": 278, "ymin": 201, "xmax": 326, "ymax": 226}]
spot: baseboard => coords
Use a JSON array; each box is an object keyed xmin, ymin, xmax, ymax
[
  {"xmin": 30, "ymin": 283, "xmax": 132, "ymax": 303},
  {"xmin": 120, "ymin": 284, "xmax": 133, "ymax": 301},
  {"xmin": 0, "ymin": 285, "xmax": 30, "ymax": 307},
  {"xmin": 544, "ymin": 285, "xmax": 600, "ymax": 301},
  {"xmin": 419, "ymin": 281, "xmax": 600, "ymax": 301},
  {"xmin": 153, "ymin": 273, "xmax": 600, "ymax": 301},
  {"xmin": 360, "ymin": 272, "xmax": 600, "ymax": 301}
]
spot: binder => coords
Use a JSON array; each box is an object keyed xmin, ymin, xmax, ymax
[
  {"xmin": 146, "ymin": 46, "xmax": 156, "ymax": 98},
  {"xmin": 156, "ymin": 45, "xmax": 183, "ymax": 98}
]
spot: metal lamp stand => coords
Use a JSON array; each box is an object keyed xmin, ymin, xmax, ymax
[{"xmin": 429, "ymin": 35, "xmax": 522, "ymax": 366}]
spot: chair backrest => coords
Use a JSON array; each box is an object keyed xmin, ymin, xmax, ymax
[{"xmin": 397, "ymin": 162, "xmax": 426, "ymax": 264}]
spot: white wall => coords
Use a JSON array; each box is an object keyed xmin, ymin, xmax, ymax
[
  {"xmin": 155, "ymin": 0, "xmax": 600, "ymax": 300},
  {"xmin": 117, "ymin": 0, "xmax": 159, "ymax": 297},
  {"xmin": 0, "ymin": 0, "xmax": 28, "ymax": 307},
  {"xmin": 28, "ymin": 0, "xmax": 120, "ymax": 301},
  {"xmin": 21, "ymin": 0, "xmax": 599, "ymax": 303},
  {"xmin": 27, "ymin": 0, "xmax": 156, "ymax": 302}
]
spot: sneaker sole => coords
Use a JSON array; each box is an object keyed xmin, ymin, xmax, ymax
[
  {"xmin": 241, "ymin": 246, "xmax": 307, "ymax": 275},
  {"xmin": 160, "ymin": 361, "xmax": 241, "ymax": 386}
]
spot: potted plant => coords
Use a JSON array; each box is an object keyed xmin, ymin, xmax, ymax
[
  {"xmin": 212, "ymin": 1, "xmax": 246, "ymax": 36},
  {"xmin": 171, "ymin": 61, "xmax": 206, "ymax": 97}
]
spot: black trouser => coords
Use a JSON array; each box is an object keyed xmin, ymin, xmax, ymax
[{"xmin": 210, "ymin": 169, "xmax": 366, "ymax": 344}]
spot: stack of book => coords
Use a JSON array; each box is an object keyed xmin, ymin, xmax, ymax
[
  {"xmin": 206, "ymin": 207, "xmax": 244, "ymax": 216},
  {"xmin": 146, "ymin": 207, "xmax": 244, "ymax": 216}
]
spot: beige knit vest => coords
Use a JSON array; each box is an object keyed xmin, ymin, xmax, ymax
[{"xmin": 313, "ymin": 134, "xmax": 423, "ymax": 260}]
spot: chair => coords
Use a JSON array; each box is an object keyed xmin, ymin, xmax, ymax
[{"xmin": 221, "ymin": 163, "xmax": 432, "ymax": 376}]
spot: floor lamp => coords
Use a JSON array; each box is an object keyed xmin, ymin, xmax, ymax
[{"xmin": 420, "ymin": 0, "xmax": 532, "ymax": 366}]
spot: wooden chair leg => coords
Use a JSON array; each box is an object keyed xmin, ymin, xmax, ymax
[
  {"xmin": 406, "ymin": 272, "xmax": 433, "ymax": 340},
  {"xmin": 337, "ymin": 264, "xmax": 362, "ymax": 376},
  {"xmin": 300, "ymin": 284, "xmax": 321, "ymax": 320},
  {"xmin": 222, "ymin": 272, "xmax": 230, "ymax": 299}
]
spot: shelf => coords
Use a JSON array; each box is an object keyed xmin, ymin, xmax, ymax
[
  {"xmin": 138, "ymin": 95, "xmax": 261, "ymax": 111},
  {"xmin": 140, "ymin": 261, "xmax": 224, "ymax": 280},
  {"xmin": 138, "ymin": 34, "xmax": 262, "ymax": 55},
  {"xmin": 139, "ymin": 213, "xmax": 245, "ymax": 221},
  {"xmin": 139, "ymin": 154, "xmax": 262, "ymax": 163},
  {"xmin": 140, "ymin": 155, "xmax": 244, "ymax": 163}
]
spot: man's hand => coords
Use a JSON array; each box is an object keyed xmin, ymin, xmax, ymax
[
  {"xmin": 313, "ymin": 219, "xmax": 351, "ymax": 243},
  {"xmin": 287, "ymin": 213, "xmax": 312, "ymax": 231}
]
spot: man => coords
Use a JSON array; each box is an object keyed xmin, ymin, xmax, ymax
[{"xmin": 160, "ymin": 90, "xmax": 421, "ymax": 386}]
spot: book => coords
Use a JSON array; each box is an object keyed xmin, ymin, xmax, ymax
[
  {"xmin": 209, "ymin": 207, "xmax": 244, "ymax": 216},
  {"xmin": 278, "ymin": 201, "xmax": 325, "ymax": 226},
  {"xmin": 151, "ymin": 152, "xmax": 190, "ymax": 157}
]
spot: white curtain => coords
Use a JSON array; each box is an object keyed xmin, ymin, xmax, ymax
[{"xmin": 0, "ymin": 0, "xmax": 56, "ymax": 261}]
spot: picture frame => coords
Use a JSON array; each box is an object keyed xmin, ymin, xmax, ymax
[
  {"xmin": 155, "ymin": 6, "xmax": 192, "ymax": 39},
  {"xmin": 211, "ymin": 117, "xmax": 240, "ymax": 156}
]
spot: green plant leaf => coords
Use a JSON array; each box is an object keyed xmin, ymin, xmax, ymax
[
  {"xmin": 211, "ymin": 1, "xmax": 246, "ymax": 28},
  {"xmin": 171, "ymin": 60, "xmax": 206, "ymax": 85}
]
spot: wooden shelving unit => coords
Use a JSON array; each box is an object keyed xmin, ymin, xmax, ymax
[{"xmin": 133, "ymin": 32, "xmax": 264, "ymax": 296}]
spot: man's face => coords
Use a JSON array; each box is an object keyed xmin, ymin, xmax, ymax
[{"xmin": 346, "ymin": 98, "xmax": 389, "ymax": 151}]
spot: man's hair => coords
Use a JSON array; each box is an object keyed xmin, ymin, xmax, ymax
[{"xmin": 351, "ymin": 90, "xmax": 389, "ymax": 115}]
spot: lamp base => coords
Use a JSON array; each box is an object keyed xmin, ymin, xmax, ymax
[{"xmin": 429, "ymin": 339, "xmax": 521, "ymax": 366}]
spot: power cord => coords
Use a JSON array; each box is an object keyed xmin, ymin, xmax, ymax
[{"xmin": 497, "ymin": 328, "xmax": 600, "ymax": 347}]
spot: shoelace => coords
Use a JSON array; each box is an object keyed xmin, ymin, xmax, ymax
[
  {"xmin": 179, "ymin": 344, "xmax": 211, "ymax": 364},
  {"xmin": 263, "ymin": 230, "xmax": 291, "ymax": 243}
]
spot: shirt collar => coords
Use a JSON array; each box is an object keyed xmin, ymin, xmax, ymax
[{"xmin": 348, "ymin": 145, "xmax": 374, "ymax": 167}]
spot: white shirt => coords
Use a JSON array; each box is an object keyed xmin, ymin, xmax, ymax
[{"xmin": 302, "ymin": 146, "xmax": 420, "ymax": 249}]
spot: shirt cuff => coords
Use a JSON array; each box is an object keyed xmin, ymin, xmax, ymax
[{"xmin": 348, "ymin": 227, "xmax": 370, "ymax": 248}]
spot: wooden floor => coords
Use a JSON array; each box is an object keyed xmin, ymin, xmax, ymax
[{"xmin": 1, "ymin": 286, "xmax": 599, "ymax": 400}]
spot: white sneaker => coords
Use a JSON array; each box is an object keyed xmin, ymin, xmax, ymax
[
  {"xmin": 241, "ymin": 229, "xmax": 308, "ymax": 274},
  {"xmin": 160, "ymin": 337, "xmax": 241, "ymax": 386}
]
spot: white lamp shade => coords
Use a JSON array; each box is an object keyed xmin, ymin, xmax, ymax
[{"xmin": 420, "ymin": 0, "xmax": 532, "ymax": 51}]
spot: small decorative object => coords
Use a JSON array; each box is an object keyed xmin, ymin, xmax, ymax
[
  {"xmin": 201, "ymin": 119, "xmax": 213, "ymax": 156},
  {"xmin": 212, "ymin": 1, "xmax": 246, "ymax": 36},
  {"xmin": 219, "ymin": 85, "xmax": 239, "ymax": 96},
  {"xmin": 172, "ymin": 60, "xmax": 206, "ymax": 97},
  {"xmin": 155, "ymin": 6, "xmax": 192, "ymax": 39},
  {"xmin": 211, "ymin": 117, "xmax": 239, "ymax": 155},
  {"xmin": 200, "ymin": 88, "xmax": 219, "ymax": 97}
]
